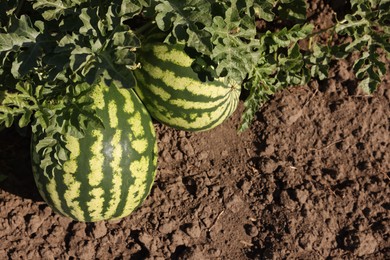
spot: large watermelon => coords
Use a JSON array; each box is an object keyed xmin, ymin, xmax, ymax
[
  {"xmin": 31, "ymin": 82, "xmax": 157, "ymax": 222},
  {"xmin": 134, "ymin": 43, "xmax": 241, "ymax": 132}
]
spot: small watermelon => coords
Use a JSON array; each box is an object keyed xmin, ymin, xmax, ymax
[
  {"xmin": 31, "ymin": 82, "xmax": 157, "ymax": 222},
  {"xmin": 134, "ymin": 43, "xmax": 241, "ymax": 132}
]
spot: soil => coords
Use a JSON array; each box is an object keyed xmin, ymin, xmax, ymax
[{"xmin": 0, "ymin": 1, "xmax": 389, "ymax": 259}]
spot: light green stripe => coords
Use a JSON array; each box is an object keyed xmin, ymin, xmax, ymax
[
  {"xmin": 147, "ymin": 83, "xmax": 171, "ymax": 101},
  {"xmin": 127, "ymin": 111, "xmax": 143, "ymax": 138},
  {"xmin": 119, "ymin": 87, "xmax": 135, "ymax": 114},
  {"xmin": 87, "ymin": 187, "xmax": 105, "ymax": 221},
  {"xmin": 63, "ymin": 172, "xmax": 84, "ymax": 221},
  {"xmin": 149, "ymin": 121, "xmax": 156, "ymax": 141},
  {"xmin": 132, "ymin": 139, "xmax": 148, "ymax": 154},
  {"xmin": 108, "ymin": 100, "xmax": 118, "ymax": 128},
  {"xmin": 118, "ymin": 156, "xmax": 150, "ymax": 218},
  {"xmin": 62, "ymin": 135, "xmax": 83, "ymax": 220},
  {"xmin": 152, "ymin": 45, "xmax": 193, "ymax": 67},
  {"xmin": 63, "ymin": 135, "xmax": 80, "ymax": 174},
  {"xmin": 88, "ymin": 130, "xmax": 104, "ymax": 187},
  {"xmin": 86, "ymin": 129, "xmax": 106, "ymax": 220},
  {"xmin": 91, "ymin": 84, "xmax": 106, "ymax": 110}
]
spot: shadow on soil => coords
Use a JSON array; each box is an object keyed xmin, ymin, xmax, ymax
[{"xmin": 0, "ymin": 127, "xmax": 42, "ymax": 201}]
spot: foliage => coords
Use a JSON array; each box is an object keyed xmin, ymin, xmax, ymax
[
  {"xmin": 0, "ymin": 0, "xmax": 389, "ymax": 134},
  {"xmin": 0, "ymin": 174, "xmax": 6, "ymax": 182},
  {"xmin": 335, "ymin": 0, "xmax": 390, "ymax": 93},
  {"xmin": 0, "ymin": 0, "xmax": 146, "ymax": 136}
]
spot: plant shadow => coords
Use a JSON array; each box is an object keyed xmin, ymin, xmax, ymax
[{"xmin": 0, "ymin": 127, "xmax": 43, "ymax": 202}]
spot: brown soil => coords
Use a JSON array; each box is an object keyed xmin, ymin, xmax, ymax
[{"xmin": 0, "ymin": 1, "xmax": 389, "ymax": 259}]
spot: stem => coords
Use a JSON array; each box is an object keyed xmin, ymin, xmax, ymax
[
  {"xmin": 135, "ymin": 20, "xmax": 157, "ymax": 36},
  {"xmin": 309, "ymin": 25, "xmax": 336, "ymax": 37},
  {"xmin": 335, "ymin": 18, "xmax": 370, "ymax": 33},
  {"xmin": 14, "ymin": 0, "xmax": 27, "ymax": 17}
]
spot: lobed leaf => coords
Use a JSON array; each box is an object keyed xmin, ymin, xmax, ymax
[
  {"xmin": 32, "ymin": 0, "xmax": 81, "ymax": 21},
  {"xmin": 154, "ymin": 0, "xmax": 213, "ymax": 53},
  {"xmin": 277, "ymin": 0, "xmax": 307, "ymax": 22},
  {"xmin": 253, "ymin": 0, "xmax": 276, "ymax": 22}
]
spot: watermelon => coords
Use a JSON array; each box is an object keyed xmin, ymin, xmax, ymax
[
  {"xmin": 134, "ymin": 43, "xmax": 241, "ymax": 132},
  {"xmin": 31, "ymin": 82, "xmax": 157, "ymax": 222}
]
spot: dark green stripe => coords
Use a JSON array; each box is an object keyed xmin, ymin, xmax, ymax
[
  {"xmin": 100, "ymin": 101, "xmax": 115, "ymax": 219},
  {"xmin": 32, "ymin": 84, "xmax": 157, "ymax": 222}
]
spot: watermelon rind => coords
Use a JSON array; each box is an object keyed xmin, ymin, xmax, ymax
[
  {"xmin": 134, "ymin": 43, "xmax": 241, "ymax": 132},
  {"xmin": 31, "ymin": 82, "xmax": 157, "ymax": 222}
]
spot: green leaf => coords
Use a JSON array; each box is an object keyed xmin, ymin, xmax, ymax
[
  {"xmin": 352, "ymin": 49, "xmax": 386, "ymax": 93},
  {"xmin": 253, "ymin": 0, "xmax": 276, "ymax": 22},
  {"xmin": 378, "ymin": 1, "xmax": 390, "ymax": 27},
  {"xmin": 358, "ymin": 76, "xmax": 378, "ymax": 94},
  {"xmin": 0, "ymin": 174, "xmax": 7, "ymax": 183},
  {"xmin": 0, "ymin": 15, "xmax": 39, "ymax": 52},
  {"xmin": 79, "ymin": 7, "xmax": 99, "ymax": 37},
  {"xmin": 307, "ymin": 43, "xmax": 330, "ymax": 80},
  {"xmin": 0, "ymin": 1, "xmax": 18, "ymax": 27},
  {"xmin": 154, "ymin": 0, "xmax": 213, "ymax": 53},
  {"xmin": 262, "ymin": 23, "xmax": 314, "ymax": 53},
  {"xmin": 0, "ymin": 82, "xmax": 40, "ymax": 129},
  {"xmin": 0, "ymin": 15, "xmax": 58, "ymax": 79},
  {"xmin": 335, "ymin": 14, "xmax": 370, "ymax": 36},
  {"xmin": 277, "ymin": 0, "xmax": 307, "ymax": 22},
  {"xmin": 239, "ymin": 74, "xmax": 276, "ymax": 132},
  {"xmin": 115, "ymin": 48, "xmax": 136, "ymax": 65},
  {"xmin": 32, "ymin": 0, "xmax": 80, "ymax": 21},
  {"xmin": 35, "ymin": 136, "xmax": 58, "ymax": 152},
  {"xmin": 12, "ymin": 37, "xmax": 43, "ymax": 78},
  {"xmin": 371, "ymin": 33, "xmax": 390, "ymax": 53},
  {"xmin": 119, "ymin": 0, "xmax": 150, "ymax": 18},
  {"xmin": 206, "ymin": 2, "xmax": 259, "ymax": 82},
  {"xmin": 345, "ymin": 34, "xmax": 371, "ymax": 52}
]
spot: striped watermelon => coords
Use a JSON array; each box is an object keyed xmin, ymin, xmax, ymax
[
  {"xmin": 31, "ymin": 82, "xmax": 157, "ymax": 222},
  {"xmin": 134, "ymin": 43, "xmax": 241, "ymax": 132}
]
